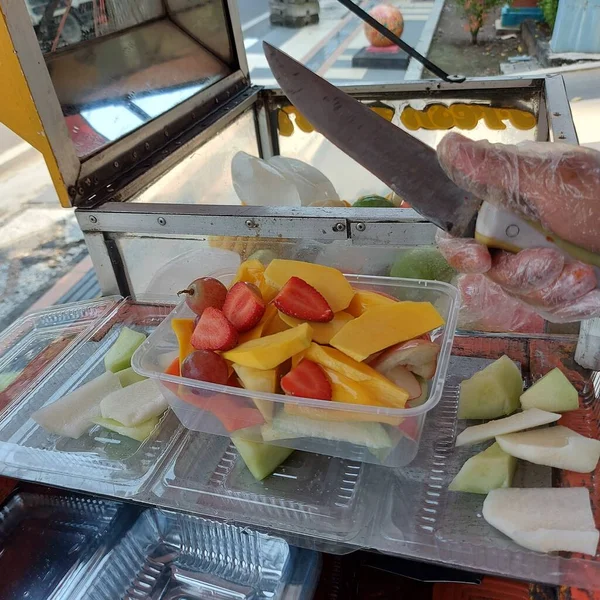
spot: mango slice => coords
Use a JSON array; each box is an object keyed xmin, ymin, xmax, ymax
[
  {"xmin": 306, "ymin": 343, "xmax": 408, "ymax": 408},
  {"xmin": 172, "ymin": 318, "xmax": 196, "ymax": 366},
  {"xmin": 264, "ymin": 259, "xmax": 355, "ymax": 313},
  {"xmin": 232, "ymin": 259, "xmax": 278, "ymax": 302},
  {"xmin": 233, "ymin": 363, "xmax": 279, "ymax": 421},
  {"xmin": 347, "ymin": 290, "xmax": 396, "ymax": 317},
  {"xmin": 330, "ymin": 301, "xmax": 445, "ymax": 362},
  {"xmin": 263, "ymin": 312, "xmax": 291, "ymax": 336},
  {"xmin": 238, "ymin": 304, "xmax": 279, "ymax": 344},
  {"xmin": 279, "ymin": 311, "xmax": 354, "ymax": 344},
  {"xmin": 223, "ymin": 323, "xmax": 313, "ymax": 370}
]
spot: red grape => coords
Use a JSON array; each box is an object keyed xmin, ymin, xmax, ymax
[
  {"xmin": 181, "ymin": 350, "xmax": 229, "ymax": 386},
  {"xmin": 178, "ymin": 277, "xmax": 227, "ymax": 316}
]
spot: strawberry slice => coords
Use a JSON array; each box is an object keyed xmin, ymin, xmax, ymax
[
  {"xmin": 223, "ymin": 282, "xmax": 266, "ymax": 332},
  {"xmin": 191, "ymin": 307, "xmax": 238, "ymax": 351},
  {"xmin": 274, "ymin": 277, "xmax": 334, "ymax": 322},
  {"xmin": 281, "ymin": 359, "xmax": 332, "ymax": 400}
]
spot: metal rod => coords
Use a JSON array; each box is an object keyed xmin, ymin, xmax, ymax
[{"xmin": 335, "ymin": 0, "xmax": 465, "ymax": 83}]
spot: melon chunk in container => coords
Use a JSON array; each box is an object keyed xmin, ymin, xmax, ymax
[{"xmin": 483, "ymin": 488, "xmax": 599, "ymax": 555}]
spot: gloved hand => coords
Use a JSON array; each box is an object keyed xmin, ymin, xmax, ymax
[{"xmin": 436, "ymin": 132, "xmax": 600, "ymax": 324}]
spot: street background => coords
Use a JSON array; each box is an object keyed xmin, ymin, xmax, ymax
[{"xmin": 0, "ymin": 0, "xmax": 599, "ymax": 331}]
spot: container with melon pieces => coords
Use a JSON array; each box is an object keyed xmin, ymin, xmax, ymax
[{"xmin": 132, "ymin": 268, "xmax": 459, "ymax": 467}]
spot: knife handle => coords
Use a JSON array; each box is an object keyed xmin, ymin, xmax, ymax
[{"xmin": 474, "ymin": 202, "xmax": 600, "ymax": 269}]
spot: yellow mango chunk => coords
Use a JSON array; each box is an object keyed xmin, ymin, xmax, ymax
[
  {"xmin": 291, "ymin": 349, "xmax": 307, "ymax": 369},
  {"xmin": 232, "ymin": 259, "xmax": 265, "ymax": 287},
  {"xmin": 264, "ymin": 259, "xmax": 355, "ymax": 313},
  {"xmin": 171, "ymin": 318, "xmax": 195, "ymax": 366},
  {"xmin": 306, "ymin": 343, "xmax": 408, "ymax": 408},
  {"xmin": 278, "ymin": 311, "xmax": 354, "ymax": 344},
  {"xmin": 223, "ymin": 323, "xmax": 312, "ymax": 370},
  {"xmin": 232, "ymin": 364, "xmax": 279, "ymax": 421},
  {"xmin": 263, "ymin": 311, "xmax": 291, "ymax": 336},
  {"xmin": 347, "ymin": 290, "xmax": 396, "ymax": 317},
  {"xmin": 238, "ymin": 304, "xmax": 279, "ymax": 344},
  {"xmin": 330, "ymin": 301, "xmax": 445, "ymax": 362}
]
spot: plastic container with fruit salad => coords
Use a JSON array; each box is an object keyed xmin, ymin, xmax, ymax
[{"xmin": 132, "ymin": 259, "xmax": 459, "ymax": 467}]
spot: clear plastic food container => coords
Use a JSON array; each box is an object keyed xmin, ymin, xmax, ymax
[{"xmin": 132, "ymin": 272, "xmax": 459, "ymax": 467}]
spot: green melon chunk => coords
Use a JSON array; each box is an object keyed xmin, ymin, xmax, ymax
[
  {"xmin": 231, "ymin": 436, "xmax": 294, "ymax": 481},
  {"xmin": 449, "ymin": 442, "xmax": 517, "ymax": 494},
  {"xmin": 458, "ymin": 355, "xmax": 523, "ymax": 420},
  {"xmin": 390, "ymin": 247, "xmax": 455, "ymax": 282},
  {"xmin": 520, "ymin": 368, "xmax": 579, "ymax": 412},
  {"xmin": 116, "ymin": 367, "xmax": 147, "ymax": 388},
  {"xmin": 261, "ymin": 412, "xmax": 392, "ymax": 449},
  {"xmin": 92, "ymin": 416, "xmax": 159, "ymax": 442},
  {"xmin": 353, "ymin": 195, "xmax": 395, "ymax": 208},
  {"xmin": 104, "ymin": 327, "xmax": 146, "ymax": 373}
]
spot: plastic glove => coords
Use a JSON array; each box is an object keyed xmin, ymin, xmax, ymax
[{"xmin": 436, "ymin": 133, "xmax": 600, "ymax": 323}]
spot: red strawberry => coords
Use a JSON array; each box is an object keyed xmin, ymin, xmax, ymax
[
  {"xmin": 191, "ymin": 307, "xmax": 238, "ymax": 351},
  {"xmin": 281, "ymin": 360, "xmax": 332, "ymax": 401},
  {"xmin": 223, "ymin": 282, "xmax": 266, "ymax": 333},
  {"xmin": 273, "ymin": 277, "xmax": 333, "ymax": 322}
]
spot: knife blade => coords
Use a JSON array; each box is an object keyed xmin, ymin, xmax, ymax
[{"xmin": 263, "ymin": 41, "xmax": 481, "ymax": 237}]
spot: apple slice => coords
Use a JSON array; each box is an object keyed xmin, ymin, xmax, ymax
[
  {"xmin": 370, "ymin": 339, "xmax": 440, "ymax": 380},
  {"xmin": 379, "ymin": 365, "xmax": 422, "ymax": 400},
  {"xmin": 496, "ymin": 426, "xmax": 600, "ymax": 473},
  {"xmin": 482, "ymin": 488, "xmax": 599, "ymax": 555},
  {"xmin": 455, "ymin": 408, "xmax": 560, "ymax": 447}
]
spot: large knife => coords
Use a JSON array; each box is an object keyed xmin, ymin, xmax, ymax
[{"xmin": 263, "ymin": 42, "xmax": 600, "ymax": 268}]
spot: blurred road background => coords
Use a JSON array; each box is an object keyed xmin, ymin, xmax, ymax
[{"xmin": 0, "ymin": 0, "xmax": 599, "ymax": 331}]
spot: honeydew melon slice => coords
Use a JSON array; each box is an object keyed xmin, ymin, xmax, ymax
[
  {"xmin": 104, "ymin": 327, "xmax": 146, "ymax": 373},
  {"xmin": 520, "ymin": 368, "xmax": 579, "ymax": 412},
  {"xmin": 92, "ymin": 415, "xmax": 159, "ymax": 442},
  {"xmin": 231, "ymin": 436, "xmax": 294, "ymax": 481}
]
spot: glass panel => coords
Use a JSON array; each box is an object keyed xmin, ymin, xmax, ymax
[
  {"xmin": 48, "ymin": 19, "xmax": 231, "ymax": 157},
  {"xmin": 133, "ymin": 109, "xmax": 259, "ymax": 205}
]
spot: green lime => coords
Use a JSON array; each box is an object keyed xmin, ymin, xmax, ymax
[
  {"xmin": 390, "ymin": 247, "xmax": 455, "ymax": 282},
  {"xmin": 353, "ymin": 195, "xmax": 395, "ymax": 208}
]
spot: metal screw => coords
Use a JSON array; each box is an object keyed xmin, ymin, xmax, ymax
[
  {"xmin": 558, "ymin": 133, "xmax": 566, "ymax": 140},
  {"xmin": 245, "ymin": 219, "xmax": 258, "ymax": 229},
  {"xmin": 332, "ymin": 222, "xmax": 345, "ymax": 232},
  {"xmin": 145, "ymin": 142, "xmax": 151, "ymax": 151},
  {"xmin": 77, "ymin": 186, "xmax": 85, "ymax": 195},
  {"xmin": 356, "ymin": 222, "xmax": 366, "ymax": 232},
  {"xmin": 84, "ymin": 177, "xmax": 92, "ymax": 186},
  {"xmin": 157, "ymin": 217, "xmax": 166, "ymax": 226},
  {"xmin": 68, "ymin": 186, "xmax": 77, "ymax": 197},
  {"xmin": 89, "ymin": 215, "xmax": 97, "ymax": 224},
  {"xmin": 132, "ymin": 151, "xmax": 138, "ymax": 159},
  {"xmin": 113, "ymin": 161, "xmax": 120, "ymax": 168},
  {"xmin": 553, "ymin": 112, "xmax": 561, "ymax": 117}
]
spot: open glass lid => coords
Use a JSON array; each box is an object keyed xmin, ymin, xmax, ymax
[{"xmin": 0, "ymin": 0, "xmax": 251, "ymax": 207}]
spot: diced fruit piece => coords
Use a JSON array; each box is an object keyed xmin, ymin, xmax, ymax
[
  {"xmin": 279, "ymin": 311, "xmax": 354, "ymax": 344},
  {"xmin": 101, "ymin": 378, "xmax": 168, "ymax": 427},
  {"xmin": 32, "ymin": 371, "xmax": 122, "ymax": 439},
  {"xmin": 378, "ymin": 365, "xmax": 422, "ymax": 400},
  {"xmin": 281, "ymin": 360, "xmax": 332, "ymax": 400},
  {"xmin": 191, "ymin": 307, "xmax": 238, "ymax": 351},
  {"xmin": 449, "ymin": 442, "xmax": 517, "ymax": 494},
  {"xmin": 104, "ymin": 327, "xmax": 146, "ymax": 373},
  {"xmin": 231, "ymin": 436, "xmax": 294, "ymax": 481},
  {"xmin": 370, "ymin": 340, "xmax": 441, "ymax": 380},
  {"xmin": 274, "ymin": 277, "xmax": 334, "ymax": 323},
  {"xmin": 455, "ymin": 408, "xmax": 560, "ymax": 447},
  {"xmin": 330, "ymin": 302, "xmax": 445, "ymax": 362},
  {"xmin": 232, "ymin": 363, "xmax": 279, "ymax": 421},
  {"xmin": 264, "ymin": 259, "xmax": 355, "ymax": 313},
  {"xmin": 283, "ymin": 403, "xmax": 402, "ymax": 426},
  {"xmin": 263, "ymin": 311, "xmax": 291, "ymax": 336},
  {"xmin": 223, "ymin": 282, "xmax": 266, "ymax": 332},
  {"xmin": 262, "ymin": 412, "xmax": 392, "ymax": 449},
  {"xmin": 408, "ymin": 377, "xmax": 429, "ymax": 408},
  {"xmin": 172, "ymin": 318, "xmax": 195, "ymax": 366},
  {"xmin": 397, "ymin": 417, "xmax": 420, "ymax": 441},
  {"xmin": 458, "ymin": 355, "xmax": 522, "ymax": 420},
  {"xmin": 482, "ymin": 488, "xmax": 599, "ymax": 555},
  {"xmin": 116, "ymin": 367, "xmax": 146, "ymax": 388},
  {"xmin": 181, "ymin": 350, "xmax": 229, "ymax": 385},
  {"xmin": 496, "ymin": 426, "xmax": 600, "ymax": 473},
  {"xmin": 177, "ymin": 277, "xmax": 227, "ymax": 316},
  {"xmin": 247, "ymin": 249, "xmax": 277, "ymax": 265},
  {"xmin": 164, "ymin": 357, "xmax": 180, "ymax": 376},
  {"xmin": 231, "ymin": 259, "xmax": 266, "ymax": 288},
  {"xmin": 291, "ymin": 350, "xmax": 307, "ymax": 369},
  {"xmin": 353, "ymin": 194, "xmax": 395, "ymax": 208},
  {"xmin": 390, "ymin": 247, "xmax": 455, "ymax": 282},
  {"xmin": 347, "ymin": 290, "xmax": 396, "ymax": 317},
  {"xmin": 92, "ymin": 415, "xmax": 159, "ymax": 442},
  {"xmin": 238, "ymin": 304, "xmax": 279, "ymax": 344},
  {"xmin": 520, "ymin": 368, "xmax": 579, "ymax": 412},
  {"xmin": 222, "ymin": 323, "xmax": 313, "ymax": 370},
  {"xmin": 306, "ymin": 343, "xmax": 409, "ymax": 408}
]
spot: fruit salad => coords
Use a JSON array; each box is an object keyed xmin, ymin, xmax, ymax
[{"xmin": 166, "ymin": 259, "xmax": 447, "ymax": 478}]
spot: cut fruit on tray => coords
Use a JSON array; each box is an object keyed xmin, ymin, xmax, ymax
[
  {"xmin": 482, "ymin": 487, "xmax": 599, "ymax": 555},
  {"xmin": 92, "ymin": 415, "xmax": 159, "ymax": 442},
  {"xmin": 496, "ymin": 425, "xmax": 600, "ymax": 473},
  {"xmin": 520, "ymin": 367, "xmax": 579, "ymax": 412},
  {"xmin": 455, "ymin": 408, "xmax": 560, "ymax": 447},
  {"xmin": 449, "ymin": 442, "xmax": 516, "ymax": 494},
  {"xmin": 458, "ymin": 355, "xmax": 522, "ymax": 420},
  {"xmin": 231, "ymin": 436, "xmax": 294, "ymax": 481},
  {"xmin": 104, "ymin": 327, "xmax": 146, "ymax": 373}
]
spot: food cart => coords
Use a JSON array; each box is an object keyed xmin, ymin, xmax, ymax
[{"xmin": 0, "ymin": 0, "xmax": 596, "ymax": 597}]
